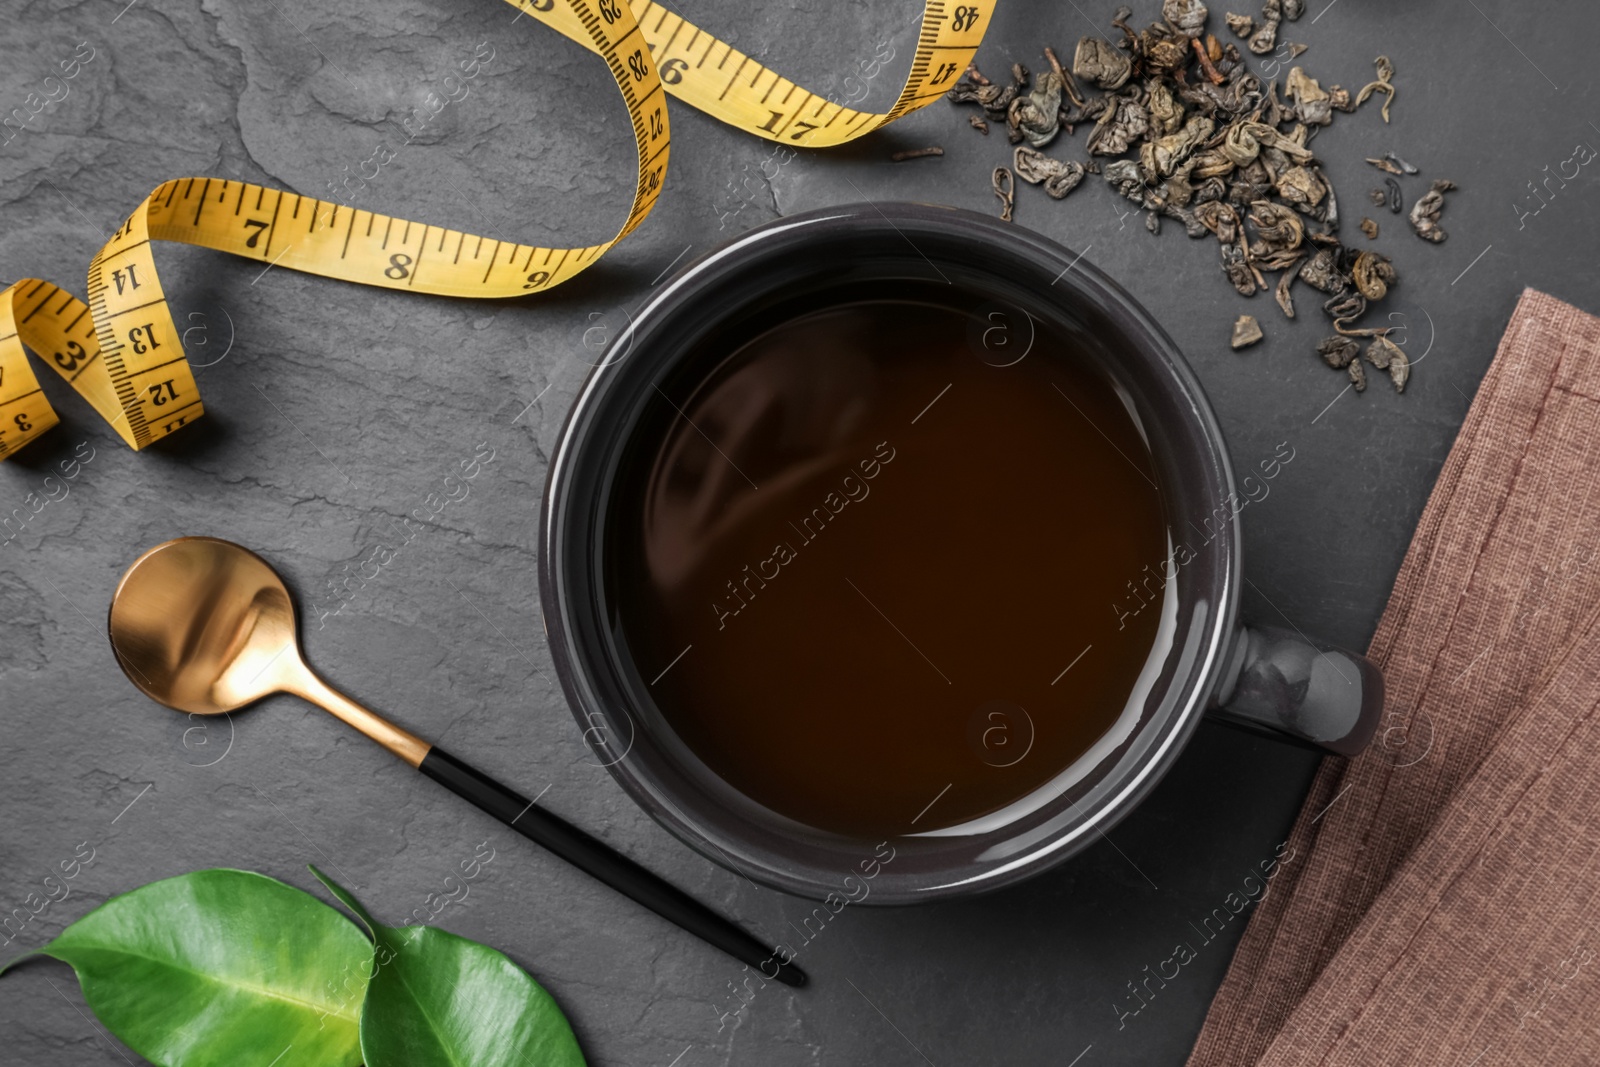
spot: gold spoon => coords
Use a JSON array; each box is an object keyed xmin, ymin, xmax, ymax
[{"xmin": 108, "ymin": 536, "xmax": 804, "ymax": 986}]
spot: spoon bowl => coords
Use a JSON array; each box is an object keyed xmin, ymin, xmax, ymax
[
  {"xmin": 110, "ymin": 537, "xmax": 302, "ymax": 716},
  {"xmin": 110, "ymin": 536, "xmax": 427, "ymax": 763}
]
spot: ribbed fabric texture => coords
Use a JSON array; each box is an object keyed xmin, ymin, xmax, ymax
[{"xmin": 1189, "ymin": 289, "xmax": 1600, "ymax": 1066}]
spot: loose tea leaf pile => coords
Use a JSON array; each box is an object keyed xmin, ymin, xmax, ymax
[{"xmin": 947, "ymin": 1, "xmax": 1460, "ymax": 395}]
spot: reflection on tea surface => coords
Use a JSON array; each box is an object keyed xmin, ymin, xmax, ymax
[{"xmin": 611, "ymin": 299, "xmax": 1166, "ymax": 837}]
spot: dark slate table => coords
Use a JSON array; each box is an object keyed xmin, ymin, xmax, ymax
[{"xmin": 2, "ymin": 0, "xmax": 1596, "ymax": 1063}]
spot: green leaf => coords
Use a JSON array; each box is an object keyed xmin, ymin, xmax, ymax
[
  {"xmin": 310, "ymin": 866, "xmax": 587, "ymax": 1067},
  {"xmin": 2, "ymin": 869, "xmax": 372, "ymax": 1067}
]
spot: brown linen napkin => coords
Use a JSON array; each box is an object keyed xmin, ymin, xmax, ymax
[{"xmin": 1189, "ymin": 288, "xmax": 1600, "ymax": 1066}]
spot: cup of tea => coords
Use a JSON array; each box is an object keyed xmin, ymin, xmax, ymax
[{"xmin": 538, "ymin": 203, "xmax": 1382, "ymax": 903}]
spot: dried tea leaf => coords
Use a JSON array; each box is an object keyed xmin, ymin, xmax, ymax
[
  {"xmin": 948, "ymin": 77, "xmax": 1015, "ymax": 115},
  {"xmin": 947, "ymin": 63, "xmax": 1025, "ymax": 117},
  {"xmin": 1103, "ymin": 158, "xmax": 1151, "ymax": 202},
  {"xmin": 1180, "ymin": 71, "xmax": 1264, "ymax": 119},
  {"xmin": 1352, "ymin": 251, "xmax": 1396, "ymax": 299},
  {"xmin": 1062, "ymin": 94, "xmax": 1109, "ymax": 128},
  {"xmin": 1009, "ymin": 71, "xmax": 1063, "ymax": 146},
  {"xmin": 1194, "ymin": 199, "xmax": 1241, "ymax": 242},
  {"xmin": 1262, "ymin": 78, "xmax": 1287, "ymax": 125},
  {"xmin": 1220, "ymin": 241, "xmax": 1257, "ymax": 295},
  {"xmin": 1228, "ymin": 159, "xmax": 1273, "ymax": 206},
  {"xmin": 1248, "ymin": 24, "xmax": 1279, "ymax": 57},
  {"xmin": 1388, "ymin": 343, "xmax": 1410, "ymax": 392},
  {"xmin": 1275, "ymin": 260, "xmax": 1301, "ymax": 318},
  {"xmin": 1360, "ymin": 217, "xmax": 1379, "ymax": 239},
  {"xmin": 1324, "ymin": 288, "xmax": 1367, "ymax": 322},
  {"xmin": 1167, "ymin": 206, "xmax": 1203, "ymax": 237},
  {"xmin": 1409, "ymin": 179, "xmax": 1456, "ymax": 243},
  {"xmin": 1253, "ymin": 248, "xmax": 1300, "ymax": 272},
  {"xmin": 1248, "ymin": 200, "xmax": 1305, "ymax": 252},
  {"xmin": 1013, "ymin": 146, "xmax": 1091, "ymax": 197},
  {"xmin": 1298, "ymin": 247, "xmax": 1344, "ymax": 293},
  {"xmin": 1110, "ymin": 5, "xmax": 1139, "ymax": 39},
  {"xmin": 1383, "ymin": 151, "xmax": 1418, "ymax": 174},
  {"xmin": 1369, "ymin": 188, "xmax": 1387, "ymax": 206},
  {"xmin": 1193, "ymin": 173, "xmax": 1229, "ymax": 203},
  {"xmin": 1225, "ymin": 11, "xmax": 1255, "ymax": 35},
  {"xmin": 1231, "ymin": 314, "xmax": 1264, "ymax": 348},
  {"xmin": 970, "ymin": 114, "xmax": 990, "ymax": 134},
  {"xmin": 1146, "ymin": 78, "xmax": 1185, "ymax": 136},
  {"xmin": 1088, "ymin": 96, "xmax": 1149, "ymax": 155},
  {"xmin": 1364, "ymin": 336, "xmax": 1410, "ymax": 392},
  {"xmin": 1385, "ymin": 176, "xmax": 1403, "ymax": 213},
  {"xmin": 1286, "ymin": 67, "xmax": 1333, "ymax": 125},
  {"xmin": 1317, "ymin": 167, "xmax": 1341, "ymax": 228},
  {"xmin": 1366, "ymin": 156, "xmax": 1405, "ymax": 175},
  {"xmin": 1224, "ymin": 121, "xmax": 1315, "ymax": 172},
  {"xmin": 1318, "ymin": 335, "xmax": 1360, "ymax": 368},
  {"xmin": 1139, "ymin": 114, "xmax": 1215, "ymax": 179},
  {"xmin": 1248, "ymin": 121, "xmax": 1314, "ymax": 161},
  {"xmin": 1159, "ymin": 170, "xmax": 1197, "ymax": 208},
  {"xmin": 1164, "ymin": 0, "xmax": 1209, "ymax": 38},
  {"xmin": 993, "ymin": 166, "xmax": 1015, "ymax": 221},
  {"xmin": 1073, "ymin": 36, "xmax": 1133, "ymax": 90},
  {"xmin": 1222, "ymin": 121, "xmax": 1265, "ymax": 166},
  {"xmin": 1249, "ymin": 0, "xmax": 1281, "ymax": 54},
  {"xmin": 1282, "ymin": 0, "xmax": 1305, "ymax": 18},
  {"xmin": 1349, "ymin": 357, "xmax": 1368, "ymax": 391},
  {"xmin": 1191, "ymin": 148, "xmax": 1236, "ymax": 180},
  {"xmin": 1141, "ymin": 25, "xmax": 1193, "ymax": 74},
  {"xmin": 1193, "ymin": 37, "xmax": 1227, "ymax": 84},
  {"xmin": 1276, "ymin": 165, "xmax": 1327, "ymax": 210},
  {"xmin": 1365, "ymin": 334, "xmax": 1399, "ymax": 369},
  {"xmin": 1356, "ymin": 54, "xmax": 1396, "ymax": 123}
]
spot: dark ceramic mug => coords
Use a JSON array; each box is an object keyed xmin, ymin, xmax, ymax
[{"xmin": 538, "ymin": 203, "xmax": 1382, "ymax": 903}]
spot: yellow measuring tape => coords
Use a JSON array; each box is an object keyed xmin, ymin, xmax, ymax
[{"xmin": 0, "ymin": 0, "xmax": 992, "ymax": 461}]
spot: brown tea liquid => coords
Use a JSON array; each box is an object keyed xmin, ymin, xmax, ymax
[{"xmin": 609, "ymin": 299, "xmax": 1166, "ymax": 838}]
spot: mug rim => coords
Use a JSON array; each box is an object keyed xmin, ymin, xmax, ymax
[{"xmin": 539, "ymin": 202, "xmax": 1242, "ymax": 903}]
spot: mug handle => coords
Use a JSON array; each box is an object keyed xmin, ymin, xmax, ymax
[{"xmin": 1208, "ymin": 624, "xmax": 1384, "ymax": 756}]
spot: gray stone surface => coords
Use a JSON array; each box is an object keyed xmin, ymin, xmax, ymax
[{"xmin": 1, "ymin": 0, "xmax": 1597, "ymax": 1064}]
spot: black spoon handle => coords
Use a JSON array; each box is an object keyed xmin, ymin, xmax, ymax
[{"xmin": 417, "ymin": 746, "xmax": 805, "ymax": 988}]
